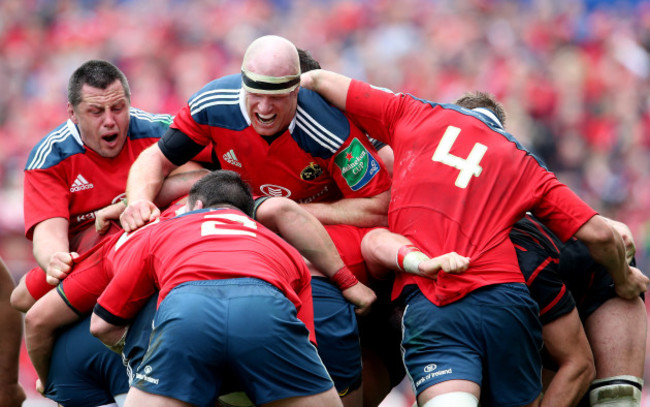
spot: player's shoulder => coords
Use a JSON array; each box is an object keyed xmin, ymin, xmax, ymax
[
  {"xmin": 127, "ymin": 108, "xmax": 173, "ymax": 140},
  {"xmin": 292, "ymin": 88, "xmax": 352, "ymax": 159},
  {"xmin": 185, "ymin": 74, "xmax": 248, "ymax": 130},
  {"xmin": 25, "ymin": 120, "xmax": 85, "ymax": 171}
]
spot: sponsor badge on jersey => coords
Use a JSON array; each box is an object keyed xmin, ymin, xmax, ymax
[
  {"xmin": 300, "ymin": 162, "xmax": 323, "ymax": 181},
  {"xmin": 334, "ymin": 138, "xmax": 380, "ymax": 191}
]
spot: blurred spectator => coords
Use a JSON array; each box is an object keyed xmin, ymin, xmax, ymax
[{"xmin": 1, "ymin": 0, "xmax": 649, "ymax": 405}]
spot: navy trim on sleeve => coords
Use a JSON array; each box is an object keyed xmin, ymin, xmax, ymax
[
  {"xmin": 158, "ymin": 128, "xmax": 206, "ymax": 166},
  {"xmin": 93, "ymin": 303, "xmax": 132, "ymax": 326},
  {"xmin": 252, "ymin": 196, "xmax": 272, "ymax": 220}
]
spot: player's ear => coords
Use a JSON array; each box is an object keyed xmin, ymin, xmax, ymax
[
  {"xmin": 193, "ymin": 200, "xmax": 204, "ymax": 210},
  {"xmin": 67, "ymin": 102, "xmax": 78, "ymax": 124}
]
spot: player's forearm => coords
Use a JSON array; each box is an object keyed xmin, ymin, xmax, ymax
[
  {"xmin": 32, "ymin": 218, "xmax": 70, "ymax": 271},
  {"xmin": 278, "ymin": 212, "xmax": 345, "ymax": 278},
  {"xmin": 602, "ymin": 217, "xmax": 636, "ymax": 263},
  {"xmin": 96, "ymin": 200, "xmax": 127, "ymax": 223},
  {"xmin": 361, "ymin": 228, "xmax": 414, "ymax": 271},
  {"xmin": 301, "ymin": 69, "xmax": 351, "ymax": 111},
  {"xmin": 576, "ymin": 216, "xmax": 628, "ymax": 285},
  {"xmin": 125, "ymin": 144, "xmax": 177, "ymax": 203},
  {"xmin": 155, "ymin": 167, "xmax": 210, "ymax": 208},
  {"xmin": 301, "ymin": 192, "xmax": 389, "ymax": 227},
  {"xmin": 590, "ymin": 239, "xmax": 628, "ymax": 285},
  {"xmin": 541, "ymin": 369, "xmax": 592, "ymax": 407},
  {"xmin": 256, "ymin": 198, "xmax": 344, "ymax": 277}
]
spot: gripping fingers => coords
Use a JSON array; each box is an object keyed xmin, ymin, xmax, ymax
[
  {"xmin": 120, "ymin": 200, "xmax": 160, "ymax": 232},
  {"xmin": 45, "ymin": 274, "xmax": 62, "ymax": 286},
  {"xmin": 442, "ymin": 254, "xmax": 470, "ymax": 273}
]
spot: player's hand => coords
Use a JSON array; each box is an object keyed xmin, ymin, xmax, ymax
[
  {"xmin": 342, "ymin": 282, "xmax": 377, "ymax": 316},
  {"xmin": 120, "ymin": 199, "xmax": 160, "ymax": 232},
  {"xmin": 45, "ymin": 251, "xmax": 79, "ymax": 285},
  {"xmin": 417, "ymin": 252, "xmax": 470, "ymax": 280},
  {"xmin": 604, "ymin": 218, "xmax": 636, "ymax": 264},
  {"xmin": 300, "ymin": 71, "xmax": 316, "ymax": 90},
  {"xmin": 614, "ymin": 266, "xmax": 649, "ymax": 300},
  {"xmin": 95, "ymin": 207, "xmax": 111, "ymax": 235},
  {"xmin": 0, "ymin": 383, "xmax": 26, "ymax": 407},
  {"xmin": 95, "ymin": 201, "xmax": 126, "ymax": 234}
]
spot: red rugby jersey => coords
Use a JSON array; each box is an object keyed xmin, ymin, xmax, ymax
[
  {"xmin": 346, "ymin": 80, "xmax": 597, "ymax": 306},
  {"xmin": 24, "ymin": 109, "xmax": 172, "ymax": 241},
  {"xmin": 165, "ymin": 74, "xmax": 390, "ymax": 204},
  {"xmin": 96, "ymin": 208, "xmax": 316, "ymax": 343}
]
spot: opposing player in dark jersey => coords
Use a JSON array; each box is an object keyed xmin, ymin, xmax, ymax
[
  {"xmin": 119, "ymin": 35, "xmax": 390, "ymax": 405},
  {"xmin": 302, "ymin": 71, "xmax": 648, "ymax": 407},
  {"xmin": 511, "ymin": 215, "xmax": 646, "ymax": 407},
  {"xmin": 454, "ymin": 92, "xmax": 646, "ymax": 407},
  {"xmin": 90, "ymin": 170, "xmax": 342, "ymax": 407}
]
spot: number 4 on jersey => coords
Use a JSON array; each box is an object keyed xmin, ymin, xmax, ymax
[{"xmin": 432, "ymin": 126, "xmax": 487, "ymax": 188}]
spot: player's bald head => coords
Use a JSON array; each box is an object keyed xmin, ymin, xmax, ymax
[
  {"xmin": 241, "ymin": 35, "xmax": 301, "ymax": 94},
  {"xmin": 243, "ymin": 35, "xmax": 300, "ymax": 77}
]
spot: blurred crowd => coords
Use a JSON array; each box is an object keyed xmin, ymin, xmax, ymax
[{"xmin": 1, "ymin": 0, "xmax": 649, "ymax": 404}]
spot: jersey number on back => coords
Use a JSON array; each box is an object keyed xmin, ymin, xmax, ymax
[
  {"xmin": 432, "ymin": 126, "xmax": 487, "ymax": 188},
  {"xmin": 201, "ymin": 213, "xmax": 258, "ymax": 237}
]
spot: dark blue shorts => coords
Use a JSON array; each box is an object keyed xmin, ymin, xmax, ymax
[
  {"xmin": 357, "ymin": 276, "xmax": 405, "ymax": 387},
  {"xmin": 311, "ymin": 277, "xmax": 362, "ymax": 395},
  {"xmin": 131, "ymin": 278, "xmax": 334, "ymax": 406},
  {"xmin": 123, "ymin": 293, "xmax": 159, "ymax": 384},
  {"xmin": 45, "ymin": 314, "xmax": 129, "ymax": 406},
  {"xmin": 401, "ymin": 283, "xmax": 542, "ymax": 406}
]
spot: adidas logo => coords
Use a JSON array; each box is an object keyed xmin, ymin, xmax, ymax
[
  {"xmin": 222, "ymin": 149, "xmax": 242, "ymax": 168},
  {"xmin": 70, "ymin": 174, "xmax": 94, "ymax": 192}
]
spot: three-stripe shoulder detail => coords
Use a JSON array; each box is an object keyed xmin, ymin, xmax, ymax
[
  {"xmin": 130, "ymin": 107, "xmax": 172, "ymax": 123},
  {"xmin": 26, "ymin": 124, "xmax": 77, "ymax": 170},
  {"xmin": 189, "ymin": 89, "xmax": 240, "ymax": 116},
  {"xmin": 295, "ymin": 105, "xmax": 345, "ymax": 154}
]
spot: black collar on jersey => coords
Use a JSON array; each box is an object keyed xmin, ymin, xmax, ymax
[{"xmin": 261, "ymin": 128, "xmax": 287, "ymax": 145}]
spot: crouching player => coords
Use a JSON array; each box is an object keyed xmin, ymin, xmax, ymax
[
  {"xmin": 90, "ymin": 170, "xmax": 343, "ymax": 407},
  {"xmin": 510, "ymin": 215, "xmax": 646, "ymax": 407}
]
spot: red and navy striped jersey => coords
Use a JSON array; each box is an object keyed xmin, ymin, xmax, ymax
[
  {"xmin": 165, "ymin": 74, "xmax": 391, "ymax": 204},
  {"xmin": 24, "ymin": 108, "xmax": 172, "ymax": 240}
]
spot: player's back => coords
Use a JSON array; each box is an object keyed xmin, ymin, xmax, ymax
[
  {"xmin": 388, "ymin": 102, "xmax": 564, "ymax": 304},
  {"xmin": 141, "ymin": 208, "xmax": 311, "ymax": 303}
]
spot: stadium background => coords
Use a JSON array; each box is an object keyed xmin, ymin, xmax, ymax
[{"xmin": 0, "ymin": 0, "xmax": 648, "ymax": 405}]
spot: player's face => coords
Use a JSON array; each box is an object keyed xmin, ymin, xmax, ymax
[
  {"xmin": 244, "ymin": 88, "xmax": 298, "ymax": 137},
  {"xmin": 69, "ymin": 80, "xmax": 130, "ymax": 158}
]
